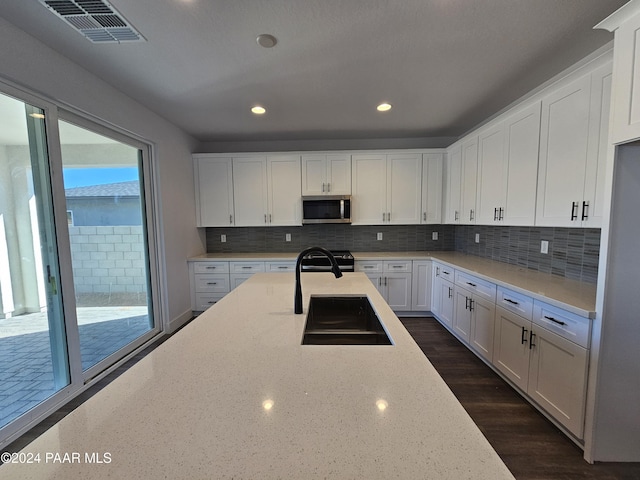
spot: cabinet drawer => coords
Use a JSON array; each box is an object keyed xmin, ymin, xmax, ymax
[
  {"xmin": 497, "ymin": 287, "xmax": 533, "ymax": 320},
  {"xmin": 194, "ymin": 274, "xmax": 230, "ymax": 293},
  {"xmin": 533, "ymin": 301, "xmax": 591, "ymax": 348},
  {"xmin": 192, "ymin": 261, "xmax": 229, "ymax": 274},
  {"xmin": 434, "ymin": 263, "xmax": 454, "ymax": 282},
  {"xmin": 229, "ymin": 262, "xmax": 265, "ymax": 274},
  {"xmin": 384, "ymin": 260, "xmax": 412, "ymax": 272},
  {"xmin": 194, "ymin": 293, "xmax": 223, "ymax": 311},
  {"xmin": 265, "ymin": 261, "xmax": 296, "ymax": 272},
  {"xmin": 455, "ymin": 271, "xmax": 496, "ymax": 302},
  {"xmin": 355, "ymin": 261, "xmax": 383, "ymax": 273}
]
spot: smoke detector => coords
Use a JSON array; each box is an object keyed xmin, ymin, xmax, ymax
[{"xmin": 39, "ymin": 0, "xmax": 146, "ymax": 43}]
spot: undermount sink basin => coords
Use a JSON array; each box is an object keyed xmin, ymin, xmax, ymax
[{"xmin": 302, "ymin": 295, "xmax": 392, "ymax": 345}]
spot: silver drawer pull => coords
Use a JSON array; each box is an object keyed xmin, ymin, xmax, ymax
[
  {"xmin": 206, "ymin": 282, "xmax": 217, "ymax": 285},
  {"xmin": 544, "ymin": 315, "xmax": 566, "ymax": 326},
  {"xmin": 278, "ymin": 266, "xmax": 288, "ymax": 269},
  {"xmin": 504, "ymin": 298, "xmax": 519, "ymax": 305},
  {"xmin": 208, "ymin": 301, "xmax": 215, "ymax": 304},
  {"xmin": 242, "ymin": 266, "xmax": 252, "ymax": 269},
  {"xmin": 364, "ymin": 265, "xmax": 374, "ymax": 269},
  {"xmin": 206, "ymin": 266, "xmax": 217, "ymax": 269},
  {"xmin": 391, "ymin": 265, "xmax": 403, "ymax": 268},
  {"xmin": 466, "ymin": 282, "xmax": 477, "ymax": 287}
]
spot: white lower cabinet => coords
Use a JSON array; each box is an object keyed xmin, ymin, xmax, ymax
[
  {"xmin": 493, "ymin": 297, "xmax": 590, "ymax": 438},
  {"xmin": 229, "ymin": 261, "xmax": 266, "ymax": 290},
  {"xmin": 189, "ymin": 261, "xmax": 231, "ymax": 311},
  {"xmin": 453, "ymin": 271, "xmax": 497, "ymax": 362},
  {"xmin": 411, "ymin": 261, "xmax": 432, "ymax": 311},
  {"xmin": 431, "ymin": 263, "xmax": 454, "ymax": 327},
  {"xmin": 431, "ymin": 268, "xmax": 591, "ymax": 440},
  {"xmin": 356, "ymin": 260, "xmax": 412, "ymax": 311}
]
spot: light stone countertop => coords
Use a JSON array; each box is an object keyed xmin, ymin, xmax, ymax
[
  {"xmin": 189, "ymin": 251, "xmax": 596, "ymax": 317},
  {"xmin": 1, "ymin": 273, "xmax": 514, "ymax": 480}
]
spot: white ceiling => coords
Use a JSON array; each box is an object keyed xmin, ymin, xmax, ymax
[{"xmin": 0, "ymin": 0, "xmax": 628, "ymax": 144}]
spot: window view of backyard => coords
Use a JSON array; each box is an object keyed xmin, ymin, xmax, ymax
[{"xmin": 0, "ymin": 101, "xmax": 154, "ymax": 431}]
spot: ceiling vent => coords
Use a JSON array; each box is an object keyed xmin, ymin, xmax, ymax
[{"xmin": 39, "ymin": 0, "xmax": 146, "ymax": 43}]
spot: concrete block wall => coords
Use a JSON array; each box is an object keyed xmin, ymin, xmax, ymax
[{"xmin": 69, "ymin": 226, "xmax": 147, "ymax": 295}]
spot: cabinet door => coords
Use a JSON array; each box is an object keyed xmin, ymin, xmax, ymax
[
  {"xmin": 583, "ymin": 64, "xmax": 613, "ymax": 228},
  {"xmin": 351, "ymin": 154, "xmax": 387, "ymax": 224},
  {"xmin": 387, "ymin": 154, "xmax": 422, "ymax": 224},
  {"xmin": 267, "ymin": 155, "xmax": 301, "ymax": 226},
  {"xmin": 607, "ymin": 12, "xmax": 640, "ymax": 144},
  {"xmin": 476, "ymin": 125, "xmax": 507, "ymax": 224},
  {"xmin": 233, "ymin": 157, "xmax": 268, "ymax": 226},
  {"xmin": 385, "ymin": 273, "xmax": 412, "ymax": 311},
  {"xmin": 528, "ymin": 326, "xmax": 588, "ymax": 438},
  {"xmin": 493, "ymin": 307, "xmax": 531, "ymax": 391},
  {"xmin": 536, "ymin": 74, "xmax": 592, "ymax": 227},
  {"xmin": 431, "ymin": 269, "xmax": 442, "ymax": 318},
  {"xmin": 460, "ymin": 137, "xmax": 478, "ymax": 224},
  {"xmin": 194, "ymin": 157, "xmax": 234, "ymax": 227},
  {"xmin": 301, "ymin": 155, "xmax": 327, "ymax": 195},
  {"xmin": 364, "ymin": 273, "xmax": 385, "ymax": 296},
  {"xmin": 503, "ymin": 102, "xmax": 541, "ymax": 226},
  {"xmin": 438, "ymin": 280, "xmax": 455, "ymax": 328},
  {"xmin": 453, "ymin": 289, "xmax": 472, "ymax": 343},
  {"xmin": 421, "ymin": 154, "xmax": 443, "ymax": 224},
  {"xmin": 470, "ymin": 296, "xmax": 496, "ymax": 362},
  {"xmin": 411, "ymin": 261, "xmax": 432, "ymax": 311},
  {"xmin": 326, "ymin": 155, "xmax": 351, "ymax": 194},
  {"xmin": 445, "ymin": 145, "xmax": 462, "ymax": 224}
]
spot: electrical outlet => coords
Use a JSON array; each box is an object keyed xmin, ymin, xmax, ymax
[
  {"xmin": 541, "ymin": 240, "xmax": 549, "ymax": 254},
  {"xmin": 221, "ymin": 234, "xmax": 226, "ymax": 243},
  {"xmin": 475, "ymin": 233, "xmax": 480, "ymax": 243},
  {"xmin": 432, "ymin": 232, "xmax": 438, "ymax": 241},
  {"xmin": 377, "ymin": 232, "xmax": 383, "ymax": 241},
  {"xmin": 285, "ymin": 233, "xmax": 291, "ymax": 242}
]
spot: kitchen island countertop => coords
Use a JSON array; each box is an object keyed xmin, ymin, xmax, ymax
[{"xmin": 1, "ymin": 272, "xmax": 514, "ymax": 479}]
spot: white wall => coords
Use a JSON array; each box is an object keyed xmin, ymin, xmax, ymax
[{"xmin": 0, "ymin": 17, "xmax": 203, "ymax": 330}]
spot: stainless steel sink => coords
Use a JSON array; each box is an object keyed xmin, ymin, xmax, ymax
[{"xmin": 301, "ymin": 295, "xmax": 392, "ymax": 345}]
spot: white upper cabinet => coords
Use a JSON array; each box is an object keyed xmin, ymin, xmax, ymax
[
  {"xmin": 476, "ymin": 102, "xmax": 541, "ymax": 226},
  {"xmin": 193, "ymin": 156, "xmax": 234, "ymax": 227},
  {"xmin": 444, "ymin": 144, "xmax": 462, "ymax": 224},
  {"xmin": 267, "ymin": 155, "xmax": 302, "ymax": 226},
  {"xmin": 421, "ymin": 154, "xmax": 444, "ymax": 224},
  {"xmin": 536, "ymin": 57, "xmax": 612, "ymax": 228},
  {"xmin": 387, "ymin": 153, "xmax": 423, "ymax": 224},
  {"xmin": 351, "ymin": 153, "xmax": 387, "ymax": 224},
  {"xmin": 194, "ymin": 154, "xmax": 301, "ymax": 228},
  {"xmin": 476, "ymin": 124, "xmax": 507, "ymax": 225},
  {"xmin": 301, "ymin": 154, "xmax": 351, "ymax": 195},
  {"xmin": 596, "ymin": 4, "xmax": 640, "ymax": 144},
  {"xmin": 232, "ymin": 156, "xmax": 269, "ymax": 226},
  {"xmin": 351, "ymin": 153, "xmax": 422, "ymax": 225},
  {"xmin": 460, "ymin": 137, "xmax": 478, "ymax": 225},
  {"xmin": 503, "ymin": 102, "xmax": 542, "ymax": 225}
]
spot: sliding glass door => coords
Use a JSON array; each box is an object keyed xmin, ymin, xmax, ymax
[
  {"xmin": 58, "ymin": 119, "xmax": 156, "ymax": 375},
  {"xmin": 0, "ymin": 85, "xmax": 160, "ymax": 443},
  {"xmin": 0, "ymin": 92, "xmax": 70, "ymax": 429}
]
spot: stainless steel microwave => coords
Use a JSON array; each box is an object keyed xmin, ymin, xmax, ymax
[{"xmin": 302, "ymin": 195, "xmax": 351, "ymax": 224}]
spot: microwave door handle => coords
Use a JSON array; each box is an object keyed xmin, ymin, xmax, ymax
[{"xmin": 340, "ymin": 199, "xmax": 345, "ymax": 219}]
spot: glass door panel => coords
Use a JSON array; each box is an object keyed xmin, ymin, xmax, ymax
[
  {"xmin": 58, "ymin": 121, "xmax": 155, "ymax": 372},
  {"xmin": 0, "ymin": 93, "xmax": 70, "ymax": 428}
]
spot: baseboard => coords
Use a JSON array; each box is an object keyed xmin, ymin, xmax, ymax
[{"xmin": 167, "ymin": 309, "xmax": 194, "ymax": 334}]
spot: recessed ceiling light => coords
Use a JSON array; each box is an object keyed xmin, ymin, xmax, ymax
[
  {"xmin": 256, "ymin": 34, "xmax": 277, "ymax": 48},
  {"xmin": 377, "ymin": 103, "xmax": 392, "ymax": 112},
  {"xmin": 251, "ymin": 105, "xmax": 266, "ymax": 115}
]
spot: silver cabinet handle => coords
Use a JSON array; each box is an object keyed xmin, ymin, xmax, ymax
[
  {"xmin": 387, "ymin": 212, "xmax": 391, "ymax": 222},
  {"xmin": 327, "ymin": 182, "xmax": 331, "ymax": 192},
  {"xmin": 570, "ymin": 201, "xmax": 578, "ymax": 221},
  {"xmin": 423, "ymin": 212, "xmax": 427, "ymax": 221},
  {"xmin": 206, "ymin": 282, "xmax": 217, "ymax": 285},
  {"xmin": 206, "ymin": 266, "xmax": 216, "ymax": 270},
  {"xmin": 322, "ymin": 183, "xmax": 326, "ymax": 193},
  {"xmin": 454, "ymin": 210, "xmax": 459, "ymax": 222},
  {"xmin": 229, "ymin": 214, "xmax": 233, "ymax": 224},
  {"xmin": 269, "ymin": 213, "xmax": 272, "ymax": 223},
  {"xmin": 382, "ymin": 212, "xmax": 385, "ymax": 222},
  {"xmin": 469, "ymin": 209, "xmax": 474, "ymax": 221},
  {"xmin": 581, "ymin": 201, "xmax": 589, "ymax": 221}
]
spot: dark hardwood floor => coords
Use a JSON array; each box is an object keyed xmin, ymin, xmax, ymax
[{"xmin": 400, "ymin": 316, "xmax": 640, "ymax": 480}]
